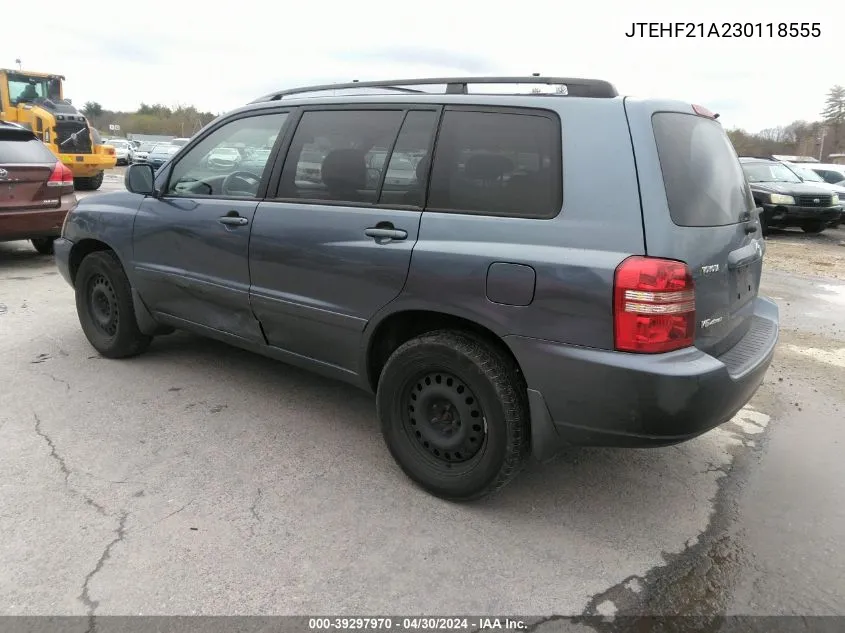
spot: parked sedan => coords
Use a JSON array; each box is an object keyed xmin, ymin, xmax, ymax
[
  {"xmin": 206, "ymin": 146, "xmax": 242, "ymax": 171},
  {"xmin": 146, "ymin": 144, "xmax": 180, "ymax": 171},
  {"xmin": 107, "ymin": 138, "xmax": 134, "ymax": 165},
  {"xmin": 132, "ymin": 142, "xmax": 157, "ymax": 164},
  {"xmin": 0, "ymin": 121, "xmax": 77, "ymax": 254}
]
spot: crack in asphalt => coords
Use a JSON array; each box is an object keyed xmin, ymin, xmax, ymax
[
  {"xmin": 33, "ymin": 412, "xmax": 108, "ymax": 516},
  {"xmin": 33, "ymin": 412, "xmax": 72, "ymax": 485},
  {"xmin": 247, "ymin": 488, "xmax": 263, "ymax": 538},
  {"xmin": 80, "ymin": 512, "xmax": 128, "ymax": 633},
  {"xmin": 45, "ymin": 373, "xmax": 71, "ymax": 391}
]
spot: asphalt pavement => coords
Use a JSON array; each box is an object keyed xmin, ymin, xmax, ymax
[{"xmin": 1, "ymin": 174, "xmax": 843, "ymax": 625}]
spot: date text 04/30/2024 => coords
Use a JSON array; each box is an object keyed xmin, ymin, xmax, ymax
[
  {"xmin": 308, "ymin": 618, "xmax": 527, "ymax": 630},
  {"xmin": 625, "ymin": 22, "xmax": 821, "ymax": 38}
]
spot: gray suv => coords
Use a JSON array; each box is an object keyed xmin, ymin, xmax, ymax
[{"xmin": 54, "ymin": 76, "xmax": 780, "ymax": 501}]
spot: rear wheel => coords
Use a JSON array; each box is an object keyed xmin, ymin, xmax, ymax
[
  {"xmin": 75, "ymin": 250, "xmax": 152, "ymax": 358},
  {"xmin": 801, "ymin": 220, "xmax": 826, "ymax": 234},
  {"xmin": 376, "ymin": 330, "xmax": 530, "ymax": 501},
  {"xmin": 31, "ymin": 237, "xmax": 56, "ymax": 255},
  {"xmin": 73, "ymin": 171, "xmax": 104, "ymax": 191}
]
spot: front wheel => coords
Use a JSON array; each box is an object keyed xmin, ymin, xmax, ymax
[
  {"xmin": 75, "ymin": 250, "xmax": 152, "ymax": 358},
  {"xmin": 376, "ymin": 330, "xmax": 530, "ymax": 501},
  {"xmin": 31, "ymin": 237, "xmax": 56, "ymax": 255},
  {"xmin": 73, "ymin": 171, "xmax": 104, "ymax": 191},
  {"xmin": 801, "ymin": 220, "xmax": 826, "ymax": 234}
]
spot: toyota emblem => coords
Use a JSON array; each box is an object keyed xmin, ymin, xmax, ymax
[{"xmin": 0, "ymin": 168, "xmax": 8, "ymax": 180}]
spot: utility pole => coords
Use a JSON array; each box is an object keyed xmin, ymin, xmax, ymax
[{"xmin": 818, "ymin": 127, "xmax": 827, "ymax": 161}]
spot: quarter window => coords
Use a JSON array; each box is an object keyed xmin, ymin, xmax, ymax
[
  {"xmin": 166, "ymin": 112, "xmax": 289, "ymax": 198},
  {"xmin": 427, "ymin": 110, "xmax": 561, "ymax": 218},
  {"xmin": 277, "ymin": 110, "xmax": 405, "ymax": 204}
]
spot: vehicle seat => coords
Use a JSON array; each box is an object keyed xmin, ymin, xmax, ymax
[
  {"xmin": 449, "ymin": 153, "xmax": 514, "ymax": 211},
  {"xmin": 321, "ymin": 149, "xmax": 367, "ymax": 202}
]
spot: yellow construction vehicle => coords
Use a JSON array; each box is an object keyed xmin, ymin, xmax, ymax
[{"xmin": 0, "ymin": 68, "xmax": 116, "ymax": 190}]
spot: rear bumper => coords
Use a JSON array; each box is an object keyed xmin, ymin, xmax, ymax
[
  {"xmin": 763, "ymin": 203, "xmax": 841, "ymax": 224},
  {"xmin": 506, "ymin": 296, "xmax": 779, "ymax": 459},
  {"xmin": 0, "ymin": 194, "xmax": 78, "ymax": 242},
  {"xmin": 60, "ymin": 153, "xmax": 116, "ymax": 177}
]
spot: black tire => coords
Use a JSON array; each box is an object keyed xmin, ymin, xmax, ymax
[
  {"xmin": 377, "ymin": 330, "xmax": 530, "ymax": 501},
  {"xmin": 759, "ymin": 211, "xmax": 770, "ymax": 237},
  {"xmin": 801, "ymin": 220, "xmax": 825, "ymax": 234},
  {"xmin": 74, "ymin": 171, "xmax": 104, "ymax": 191},
  {"xmin": 31, "ymin": 237, "xmax": 56, "ymax": 255},
  {"xmin": 75, "ymin": 250, "xmax": 152, "ymax": 358}
]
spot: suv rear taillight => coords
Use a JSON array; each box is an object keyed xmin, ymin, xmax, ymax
[
  {"xmin": 47, "ymin": 161, "xmax": 74, "ymax": 188},
  {"xmin": 613, "ymin": 256, "xmax": 695, "ymax": 353}
]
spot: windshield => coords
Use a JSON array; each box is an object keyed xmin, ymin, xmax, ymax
[
  {"xmin": 151, "ymin": 145, "xmax": 178, "ymax": 156},
  {"xmin": 6, "ymin": 73, "xmax": 62, "ymax": 103},
  {"xmin": 652, "ymin": 112, "xmax": 753, "ymax": 226},
  {"xmin": 212, "ymin": 147, "xmax": 239, "ymax": 156},
  {"xmin": 790, "ymin": 165, "xmax": 825, "ymax": 182},
  {"xmin": 742, "ymin": 162, "xmax": 802, "ymax": 183},
  {"xmin": 110, "ymin": 140, "xmax": 129, "ymax": 147},
  {"xmin": 138, "ymin": 143, "xmax": 155, "ymax": 151}
]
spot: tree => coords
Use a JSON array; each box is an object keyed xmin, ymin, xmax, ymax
[
  {"xmin": 82, "ymin": 101, "xmax": 103, "ymax": 117},
  {"xmin": 821, "ymin": 85, "xmax": 845, "ymax": 157},
  {"xmin": 821, "ymin": 85, "xmax": 845, "ymax": 125}
]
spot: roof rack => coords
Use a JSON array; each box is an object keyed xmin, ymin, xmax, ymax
[
  {"xmin": 251, "ymin": 75, "xmax": 618, "ymax": 103},
  {"xmin": 739, "ymin": 155, "xmax": 776, "ymax": 161}
]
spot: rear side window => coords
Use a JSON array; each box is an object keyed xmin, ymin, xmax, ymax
[
  {"xmin": 653, "ymin": 112, "xmax": 753, "ymax": 227},
  {"xmin": 278, "ymin": 110, "xmax": 405, "ymax": 204},
  {"xmin": 428, "ymin": 109, "xmax": 561, "ymax": 218},
  {"xmin": 0, "ymin": 136, "xmax": 58, "ymax": 163}
]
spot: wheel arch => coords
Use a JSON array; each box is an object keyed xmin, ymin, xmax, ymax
[{"xmin": 362, "ymin": 307, "xmax": 523, "ymax": 394}]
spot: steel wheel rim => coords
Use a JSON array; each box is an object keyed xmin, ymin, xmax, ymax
[
  {"xmin": 87, "ymin": 273, "xmax": 119, "ymax": 337},
  {"xmin": 402, "ymin": 370, "xmax": 487, "ymax": 466}
]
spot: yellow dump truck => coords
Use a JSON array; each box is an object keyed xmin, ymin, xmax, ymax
[{"xmin": 0, "ymin": 68, "xmax": 116, "ymax": 190}]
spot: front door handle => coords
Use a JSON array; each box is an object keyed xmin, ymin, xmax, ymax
[
  {"xmin": 365, "ymin": 227, "xmax": 407, "ymax": 241},
  {"xmin": 219, "ymin": 215, "xmax": 249, "ymax": 226}
]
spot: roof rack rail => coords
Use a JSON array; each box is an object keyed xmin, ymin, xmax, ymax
[
  {"xmin": 739, "ymin": 155, "xmax": 776, "ymax": 161},
  {"xmin": 250, "ymin": 75, "xmax": 618, "ymax": 103}
]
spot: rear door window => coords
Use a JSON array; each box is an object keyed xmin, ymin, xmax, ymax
[
  {"xmin": 652, "ymin": 112, "xmax": 754, "ymax": 227},
  {"xmin": 0, "ymin": 136, "xmax": 58, "ymax": 163}
]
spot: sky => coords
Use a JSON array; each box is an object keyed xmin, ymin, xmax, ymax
[{"xmin": 3, "ymin": 0, "xmax": 839, "ymax": 133}]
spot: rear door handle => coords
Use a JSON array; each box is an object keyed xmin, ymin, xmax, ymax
[
  {"xmin": 365, "ymin": 227, "xmax": 407, "ymax": 241},
  {"xmin": 219, "ymin": 215, "xmax": 249, "ymax": 226}
]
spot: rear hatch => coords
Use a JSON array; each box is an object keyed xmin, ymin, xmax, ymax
[
  {"xmin": 624, "ymin": 100, "xmax": 763, "ymax": 357},
  {"xmin": 0, "ymin": 127, "xmax": 65, "ymax": 212}
]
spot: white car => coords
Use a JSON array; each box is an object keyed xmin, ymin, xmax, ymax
[
  {"xmin": 206, "ymin": 146, "xmax": 242, "ymax": 171},
  {"xmin": 804, "ymin": 163, "xmax": 845, "ymax": 185},
  {"xmin": 132, "ymin": 142, "xmax": 157, "ymax": 163},
  {"xmin": 107, "ymin": 138, "xmax": 134, "ymax": 165}
]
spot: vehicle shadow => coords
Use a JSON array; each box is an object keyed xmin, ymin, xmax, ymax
[
  {"xmin": 130, "ymin": 329, "xmax": 733, "ymax": 541},
  {"xmin": 0, "ymin": 241, "xmax": 55, "ymax": 275},
  {"xmin": 765, "ymin": 225, "xmax": 845, "ymax": 243}
]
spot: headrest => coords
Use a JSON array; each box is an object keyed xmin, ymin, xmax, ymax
[
  {"xmin": 321, "ymin": 149, "xmax": 366, "ymax": 191},
  {"xmin": 464, "ymin": 153, "xmax": 514, "ymax": 181}
]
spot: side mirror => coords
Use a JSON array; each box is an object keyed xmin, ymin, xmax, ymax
[{"xmin": 125, "ymin": 163, "xmax": 156, "ymax": 196}]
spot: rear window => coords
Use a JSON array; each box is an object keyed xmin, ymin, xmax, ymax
[
  {"xmin": 0, "ymin": 136, "xmax": 58, "ymax": 163},
  {"xmin": 652, "ymin": 112, "xmax": 753, "ymax": 227}
]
